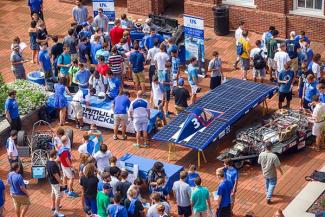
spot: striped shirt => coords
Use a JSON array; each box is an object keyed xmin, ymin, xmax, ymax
[{"xmin": 108, "ymin": 54, "xmax": 124, "ymax": 74}]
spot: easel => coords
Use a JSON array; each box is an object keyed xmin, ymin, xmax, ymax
[{"xmin": 168, "ymin": 143, "xmax": 207, "ymax": 168}]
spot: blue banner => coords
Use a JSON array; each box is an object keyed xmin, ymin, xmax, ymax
[
  {"xmin": 184, "ymin": 15, "xmax": 205, "ymax": 75},
  {"xmin": 92, "ymin": 0, "xmax": 115, "ymax": 20}
]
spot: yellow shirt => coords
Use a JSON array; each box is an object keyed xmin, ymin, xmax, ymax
[{"xmin": 239, "ymin": 37, "xmax": 250, "ymax": 59}]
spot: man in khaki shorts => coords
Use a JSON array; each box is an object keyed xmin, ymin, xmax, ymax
[
  {"xmin": 129, "ymin": 43, "xmax": 146, "ymax": 95},
  {"xmin": 47, "ymin": 149, "xmax": 64, "ymax": 217},
  {"xmin": 112, "ymin": 91, "xmax": 131, "ymax": 140},
  {"xmin": 8, "ymin": 162, "xmax": 30, "ymax": 217},
  {"xmin": 71, "ymin": 88, "xmax": 94, "ymax": 129}
]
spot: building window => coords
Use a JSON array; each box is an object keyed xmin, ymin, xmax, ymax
[
  {"xmin": 222, "ymin": 0, "xmax": 255, "ymax": 8},
  {"xmin": 297, "ymin": 0, "xmax": 323, "ymax": 10}
]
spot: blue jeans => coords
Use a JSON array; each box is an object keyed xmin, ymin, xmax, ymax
[
  {"xmin": 265, "ymin": 177, "xmax": 277, "ymax": 200},
  {"xmin": 85, "ymin": 198, "xmax": 97, "ymax": 214}
]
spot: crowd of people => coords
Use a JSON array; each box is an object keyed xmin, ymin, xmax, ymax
[{"xmin": 2, "ymin": 0, "xmax": 325, "ymax": 217}]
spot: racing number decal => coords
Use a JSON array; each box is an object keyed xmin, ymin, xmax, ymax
[{"xmin": 192, "ymin": 118, "xmax": 200, "ymax": 129}]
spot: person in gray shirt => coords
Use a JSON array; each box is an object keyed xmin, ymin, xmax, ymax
[
  {"xmin": 258, "ymin": 142, "xmax": 283, "ymax": 204},
  {"xmin": 94, "ymin": 8, "xmax": 109, "ymax": 32},
  {"xmin": 172, "ymin": 171, "xmax": 192, "ymax": 217},
  {"xmin": 10, "ymin": 44, "xmax": 28, "ymax": 80},
  {"xmin": 72, "ymin": 0, "xmax": 88, "ymax": 24}
]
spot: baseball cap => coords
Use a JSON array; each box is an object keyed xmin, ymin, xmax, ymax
[
  {"xmin": 81, "ymin": 22, "xmax": 88, "ymax": 27},
  {"xmin": 178, "ymin": 78, "xmax": 184, "ymax": 86},
  {"xmin": 103, "ymin": 183, "xmax": 112, "ymax": 190}
]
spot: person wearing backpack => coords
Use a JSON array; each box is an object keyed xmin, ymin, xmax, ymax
[
  {"xmin": 250, "ymin": 40, "xmax": 266, "ymax": 83},
  {"xmin": 261, "ymin": 26, "xmax": 275, "ymax": 54},
  {"xmin": 285, "ymin": 31, "xmax": 301, "ymax": 75},
  {"xmin": 238, "ymin": 30, "xmax": 250, "ymax": 80}
]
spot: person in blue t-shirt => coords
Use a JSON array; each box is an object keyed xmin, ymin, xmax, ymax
[
  {"xmin": 171, "ymin": 50, "xmax": 181, "ymax": 87},
  {"xmin": 75, "ymin": 63, "xmax": 91, "ymax": 89},
  {"xmin": 8, "ymin": 163, "xmax": 31, "ymax": 216},
  {"xmin": 223, "ymin": 159, "xmax": 238, "ymax": 211},
  {"xmin": 0, "ymin": 178, "xmax": 5, "ymax": 216},
  {"xmin": 106, "ymin": 193, "xmax": 128, "ymax": 217},
  {"xmin": 188, "ymin": 57, "xmax": 200, "ymax": 104},
  {"xmin": 79, "ymin": 37, "xmax": 90, "ymax": 64},
  {"xmin": 38, "ymin": 42, "xmax": 53, "ymax": 79},
  {"xmin": 215, "ymin": 168, "xmax": 233, "ymax": 217},
  {"xmin": 145, "ymin": 28, "xmax": 164, "ymax": 51},
  {"xmin": 5, "ymin": 90, "xmax": 21, "ymax": 131},
  {"xmin": 112, "ymin": 91, "xmax": 131, "ymax": 140},
  {"xmin": 78, "ymin": 23, "xmax": 92, "ymax": 39},
  {"xmin": 107, "ymin": 71, "xmax": 121, "ymax": 100},
  {"xmin": 294, "ymin": 31, "xmax": 310, "ymax": 44},
  {"xmin": 167, "ymin": 37, "xmax": 178, "ymax": 56},
  {"xmin": 57, "ymin": 45, "xmax": 72, "ymax": 79},
  {"xmin": 158, "ymin": 62, "xmax": 172, "ymax": 118},
  {"xmin": 28, "ymin": 0, "xmax": 43, "ymax": 20},
  {"xmin": 90, "ymin": 35, "xmax": 102, "ymax": 65},
  {"xmin": 186, "ymin": 165, "xmax": 200, "ymax": 188},
  {"xmin": 317, "ymin": 83, "xmax": 325, "ymax": 104},
  {"xmin": 285, "ymin": 31, "xmax": 301, "ymax": 74},
  {"xmin": 278, "ymin": 62, "xmax": 294, "ymax": 109},
  {"xmin": 129, "ymin": 43, "xmax": 146, "ymax": 94},
  {"xmin": 302, "ymin": 74, "xmax": 319, "ymax": 111}
]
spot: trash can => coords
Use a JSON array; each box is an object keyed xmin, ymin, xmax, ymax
[
  {"xmin": 27, "ymin": 71, "xmax": 45, "ymax": 86},
  {"xmin": 213, "ymin": 6, "xmax": 229, "ymax": 36}
]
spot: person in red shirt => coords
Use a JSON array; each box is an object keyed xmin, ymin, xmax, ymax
[
  {"xmin": 58, "ymin": 136, "xmax": 78, "ymax": 198},
  {"xmin": 110, "ymin": 19, "xmax": 124, "ymax": 46},
  {"xmin": 97, "ymin": 56, "xmax": 110, "ymax": 76}
]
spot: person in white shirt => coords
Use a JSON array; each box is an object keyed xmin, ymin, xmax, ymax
[
  {"xmin": 71, "ymin": 88, "xmax": 94, "ymax": 129},
  {"xmin": 274, "ymin": 43, "xmax": 291, "ymax": 79},
  {"xmin": 311, "ymin": 53, "xmax": 322, "ymax": 80},
  {"xmin": 147, "ymin": 192, "xmax": 170, "ymax": 217},
  {"xmin": 154, "ymin": 44, "xmax": 170, "ymax": 76},
  {"xmin": 93, "ymin": 144, "xmax": 112, "ymax": 173},
  {"xmin": 89, "ymin": 71, "xmax": 107, "ymax": 94},
  {"xmin": 309, "ymin": 95, "xmax": 325, "ymax": 151},
  {"xmin": 147, "ymin": 40, "xmax": 161, "ymax": 86},
  {"xmin": 150, "ymin": 75, "xmax": 167, "ymax": 125},
  {"xmin": 7, "ymin": 130, "xmax": 19, "ymax": 168},
  {"xmin": 129, "ymin": 91, "xmax": 150, "ymax": 148},
  {"xmin": 53, "ymin": 127, "xmax": 72, "ymax": 150},
  {"xmin": 250, "ymin": 40, "xmax": 266, "ymax": 83},
  {"xmin": 233, "ymin": 21, "xmax": 244, "ymax": 69}
]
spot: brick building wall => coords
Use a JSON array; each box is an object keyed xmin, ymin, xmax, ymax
[{"xmin": 125, "ymin": 0, "xmax": 325, "ymax": 42}]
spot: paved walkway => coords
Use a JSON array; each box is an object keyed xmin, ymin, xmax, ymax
[{"xmin": 0, "ymin": 1, "xmax": 324, "ymax": 217}]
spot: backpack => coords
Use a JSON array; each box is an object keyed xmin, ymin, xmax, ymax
[
  {"xmin": 305, "ymin": 170, "xmax": 325, "ymax": 182},
  {"xmin": 236, "ymin": 42, "xmax": 244, "ymax": 56},
  {"xmin": 253, "ymin": 50, "xmax": 266, "ymax": 70}
]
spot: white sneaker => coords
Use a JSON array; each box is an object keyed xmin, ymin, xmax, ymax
[{"xmin": 54, "ymin": 211, "xmax": 65, "ymax": 217}]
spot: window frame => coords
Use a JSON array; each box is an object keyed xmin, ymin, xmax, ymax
[
  {"xmin": 222, "ymin": 0, "xmax": 256, "ymax": 8},
  {"xmin": 293, "ymin": 0, "xmax": 324, "ymax": 15}
]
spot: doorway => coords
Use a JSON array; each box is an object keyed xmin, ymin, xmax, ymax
[{"xmin": 163, "ymin": 0, "xmax": 184, "ymax": 18}]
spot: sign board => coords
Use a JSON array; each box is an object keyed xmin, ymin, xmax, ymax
[
  {"xmin": 67, "ymin": 103, "xmax": 136, "ymax": 133},
  {"xmin": 92, "ymin": 0, "xmax": 115, "ymax": 20},
  {"xmin": 117, "ymin": 161, "xmax": 139, "ymax": 184},
  {"xmin": 184, "ymin": 15, "xmax": 205, "ymax": 75}
]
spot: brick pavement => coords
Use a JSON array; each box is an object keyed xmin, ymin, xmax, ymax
[{"xmin": 0, "ymin": 1, "xmax": 324, "ymax": 217}]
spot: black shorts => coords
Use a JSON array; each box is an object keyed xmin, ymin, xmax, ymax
[
  {"xmin": 210, "ymin": 76, "xmax": 222, "ymax": 90},
  {"xmin": 303, "ymin": 99, "xmax": 312, "ymax": 110},
  {"xmin": 165, "ymin": 90, "xmax": 171, "ymax": 101},
  {"xmin": 216, "ymin": 205, "xmax": 231, "ymax": 217},
  {"xmin": 279, "ymin": 92, "xmax": 292, "ymax": 102},
  {"xmin": 10, "ymin": 117, "xmax": 22, "ymax": 131},
  {"xmin": 178, "ymin": 205, "xmax": 192, "ymax": 217}
]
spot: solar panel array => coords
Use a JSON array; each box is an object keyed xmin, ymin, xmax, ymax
[{"xmin": 153, "ymin": 78, "xmax": 278, "ymax": 151}]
